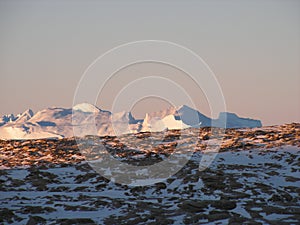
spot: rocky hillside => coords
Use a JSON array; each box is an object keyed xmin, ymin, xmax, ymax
[
  {"xmin": 0, "ymin": 123, "xmax": 298, "ymax": 168},
  {"xmin": 0, "ymin": 123, "xmax": 299, "ymax": 224}
]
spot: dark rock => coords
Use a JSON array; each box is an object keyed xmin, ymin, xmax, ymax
[
  {"xmin": 178, "ymin": 200, "xmax": 209, "ymax": 212},
  {"xmin": 26, "ymin": 216, "xmax": 46, "ymax": 225},
  {"xmin": 211, "ymin": 200, "xmax": 237, "ymax": 210}
]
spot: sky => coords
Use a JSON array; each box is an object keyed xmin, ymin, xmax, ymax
[{"xmin": 0, "ymin": 0, "xmax": 299, "ymax": 126}]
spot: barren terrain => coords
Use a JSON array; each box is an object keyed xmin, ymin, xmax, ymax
[{"xmin": 0, "ymin": 123, "xmax": 299, "ymax": 224}]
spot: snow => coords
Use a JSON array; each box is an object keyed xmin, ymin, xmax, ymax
[
  {"xmin": 0, "ymin": 146, "xmax": 299, "ymax": 224},
  {"xmin": 142, "ymin": 115, "xmax": 190, "ymax": 132},
  {"xmin": 161, "ymin": 115, "xmax": 190, "ymax": 130},
  {"xmin": 14, "ymin": 109, "xmax": 34, "ymax": 123},
  {"xmin": 0, "ymin": 103, "xmax": 263, "ymax": 140},
  {"xmin": 0, "ymin": 126, "xmax": 63, "ymax": 140},
  {"xmin": 72, "ymin": 103, "xmax": 100, "ymax": 113}
]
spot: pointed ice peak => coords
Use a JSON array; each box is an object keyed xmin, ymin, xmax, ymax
[
  {"xmin": 142, "ymin": 113, "xmax": 150, "ymax": 128},
  {"xmin": 19, "ymin": 109, "xmax": 34, "ymax": 119},
  {"xmin": 13, "ymin": 109, "xmax": 34, "ymax": 124},
  {"xmin": 73, "ymin": 103, "xmax": 100, "ymax": 113},
  {"xmin": 22, "ymin": 109, "xmax": 34, "ymax": 117},
  {"xmin": 144, "ymin": 113, "xmax": 150, "ymax": 122},
  {"xmin": 112, "ymin": 111, "xmax": 136, "ymax": 123}
]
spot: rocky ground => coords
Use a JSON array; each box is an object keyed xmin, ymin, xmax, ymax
[{"xmin": 0, "ymin": 123, "xmax": 299, "ymax": 224}]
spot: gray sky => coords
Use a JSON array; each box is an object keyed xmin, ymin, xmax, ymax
[{"xmin": 0, "ymin": 0, "xmax": 299, "ymax": 125}]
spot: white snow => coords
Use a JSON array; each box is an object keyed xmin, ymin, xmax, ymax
[
  {"xmin": 0, "ymin": 103, "xmax": 263, "ymax": 140},
  {"xmin": 73, "ymin": 103, "xmax": 100, "ymax": 113},
  {"xmin": 0, "ymin": 146, "xmax": 299, "ymax": 224}
]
